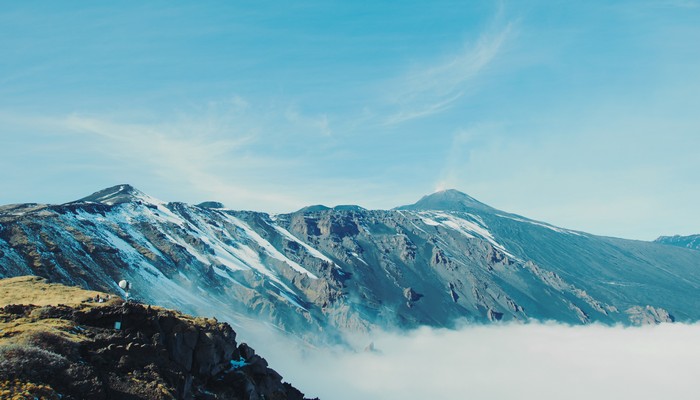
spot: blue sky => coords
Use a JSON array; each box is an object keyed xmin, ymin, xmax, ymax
[{"xmin": 1, "ymin": 0, "xmax": 699, "ymax": 240}]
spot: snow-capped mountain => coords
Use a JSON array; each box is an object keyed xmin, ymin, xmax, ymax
[{"xmin": 2, "ymin": 185, "xmax": 700, "ymax": 343}]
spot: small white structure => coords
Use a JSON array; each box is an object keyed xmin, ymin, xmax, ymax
[{"xmin": 118, "ymin": 279, "xmax": 131, "ymax": 301}]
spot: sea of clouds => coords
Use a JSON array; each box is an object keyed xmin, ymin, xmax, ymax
[{"xmin": 250, "ymin": 322, "xmax": 700, "ymax": 400}]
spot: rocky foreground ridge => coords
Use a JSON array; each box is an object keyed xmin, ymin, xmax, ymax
[{"xmin": 0, "ymin": 276, "xmax": 313, "ymax": 400}]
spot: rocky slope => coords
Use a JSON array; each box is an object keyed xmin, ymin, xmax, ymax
[
  {"xmin": 2, "ymin": 185, "xmax": 700, "ymax": 344},
  {"xmin": 0, "ymin": 276, "xmax": 313, "ymax": 400},
  {"xmin": 655, "ymin": 234, "xmax": 700, "ymax": 250}
]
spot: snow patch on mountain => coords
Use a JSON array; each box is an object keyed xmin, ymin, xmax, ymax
[
  {"xmin": 419, "ymin": 211, "xmax": 516, "ymax": 259},
  {"xmin": 419, "ymin": 215, "xmax": 441, "ymax": 226},
  {"xmin": 74, "ymin": 196, "xmax": 310, "ymax": 299},
  {"xmin": 224, "ymin": 215, "xmax": 319, "ymax": 279},
  {"xmin": 496, "ymin": 214, "xmax": 583, "ymax": 236},
  {"xmin": 271, "ymin": 224, "xmax": 334, "ymax": 264},
  {"xmin": 350, "ymin": 251, "xmax": 369, "ymax": 266},
  {"xmin": 276, "ymin": 289, "xmax": 309, "ymax": 311}
]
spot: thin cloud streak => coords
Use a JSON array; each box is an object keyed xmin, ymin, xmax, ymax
[
  {"xmin": 0, "ymin": 104, "xmax": 391, "ymax": 212},
  {"xmin": 0, "ymin": 106, "xmax": 415, "ymax": 212},
  {"xmin": 284, "ymin": 107, "xmax": 333, "ymax": 137},
  {"xmin": 52, "ymin": 110, "xmax": 308, "ymax": 211},
  {"xmin": 384, "ymin": 23, "xmax": 514, "ymax": 125},
  {"xmin": 659, "ymin": 0, "xmax": 700, "ymax": 8}
]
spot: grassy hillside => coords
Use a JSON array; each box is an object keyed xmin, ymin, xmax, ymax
[{"xmin": 0, "ymin": 275, "xmax": 116, "ymax": 308}]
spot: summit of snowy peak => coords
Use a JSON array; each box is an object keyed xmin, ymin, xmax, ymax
[
  {"xmin": 75, "ymin": 184, "xmax": 156, "ymax": 206},
  {"xmin": 395, "ymin": 189, "xmax": 497, "ymax": 213}
]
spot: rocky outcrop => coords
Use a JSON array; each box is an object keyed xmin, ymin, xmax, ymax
[
  {"xmin": 655, "ymin": 234, "xmax": 700, "ymax": 250},
  {"xmin": 0, "ymin": 299, "xmax": 315, "ymax": 400},
  {"xmin": 626, "ymin": 305, "xmax": 674, "ymax": 325}
]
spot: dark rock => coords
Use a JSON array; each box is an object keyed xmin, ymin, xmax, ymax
[
  {"xmin": 197, "ymin": 201, "xmax": 226, "ymax": 209},
  {"xmin": 487, "ymin": 309, "xmax": 504, "ymax": 321},
  {"xmin": 239, "ymin": 342, "xmax": 256, "ymax": 359},
  {"xmin": 403, "ymin": 287, "xmax": 423, "ymax": 302},
  {"xmin": 0, "ymin": 302, "xmax": 315, "ymax": 400}
]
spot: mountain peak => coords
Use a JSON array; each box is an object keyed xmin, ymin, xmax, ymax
[
  {"xmin": 76, "ymin": 184, "xmax": 150, "ymax": 206},
  {"xmin": 429, "ymin": 188, "xmax": 473, "ymax": 199},
  {"xmin": 396, "ymin": 189, "xmax": 496, "ymax": 212}
]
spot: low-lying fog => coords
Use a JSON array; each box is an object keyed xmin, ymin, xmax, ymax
[{"xmin": 248, "ymin": 323, "xmax": 700, "ymax": 400}]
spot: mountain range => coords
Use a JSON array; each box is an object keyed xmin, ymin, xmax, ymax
[{"xmin": 1, "ymin": 184, "xmax": 699, "ymax": 344}]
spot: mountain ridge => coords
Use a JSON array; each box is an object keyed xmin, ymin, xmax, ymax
[
  {"xmin": 75, "ymin": 185, "xmax": 493, "ymax": 219},
  {"xmin": 655, "ymin": 234, "xmax": 700, "ymax": 250},
  {"xmin": 1, "ymin": 184, "xmax": 699, "ymax": 345}
]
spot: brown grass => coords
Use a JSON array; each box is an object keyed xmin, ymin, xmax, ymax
[
  {"xmin": 0, "ymin": 317, "xmax": 79, "ymax": 345},
  {"xmin": 0, "ymin": 379, "xmax": 60, "ymax": 400},
  {"xmin": 0, "ymin": 276, "xmax": 122, "ymax": 346},
  {"xmin": 0, "ymin": 276, "xmax": 117, "ymax": 307}
]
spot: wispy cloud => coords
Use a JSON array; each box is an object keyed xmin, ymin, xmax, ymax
[
  {"xmin": 384, "ymin": 23, "xmax": 514, "ymax": 125},
  {"xmin": 284, "ymin": 107, "xmax": 332, "ymax": 137},
  {"xmin": 435, "ymin": 123, "xmax": 501, "ymax": 191},
  {"xmin": 1, "ymin": 99, "xmax": 424, "ymax": 211},
  {"xmin": 25, "ymin": 98, "xmax": 321, "ymax": 210},
  {"xmin": 658, "ymin": 0, "xmax": 700, "ymax": 8},
  {"xmin": 58, "ymin": 112, "xmax": 289, "ymax": 204},
  {"xmin": 0, "ymin": 95, "xmax": 395, "ymax": 211}
]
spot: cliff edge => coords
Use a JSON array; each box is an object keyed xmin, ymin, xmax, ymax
[{"xmin": 0, "ymin": 276, "xmax": 315, "ymax": 400}]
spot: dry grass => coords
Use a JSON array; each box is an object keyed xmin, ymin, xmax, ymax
[
  {"xmin": 0, "ymin": 276, "xmax": 122, "ymax": 346},
  {"xmin": 0, "ymin": 317, "xmax": 79, "ymax": 345},
  {"xmin": 0, "ymin": 379, "xmax": 60, "ymax": 400},
  {"xmin": 0, "ymin": 276, "xmax": 117, "ymax": 307},
  {"xmin": 0, "ymin": 276, "xmax": 220, "ymax": 346}
]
